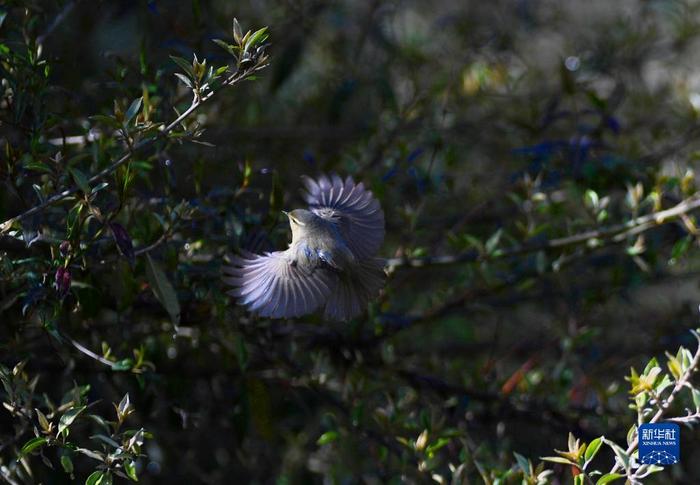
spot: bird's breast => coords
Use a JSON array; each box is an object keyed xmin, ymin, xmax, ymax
[{"xmin": 292, "ymin": 235, "xmax": 352, "ymax": 272}]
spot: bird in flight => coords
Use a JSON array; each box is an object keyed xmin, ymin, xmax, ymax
[{"xmin": 223, "ymin": 174, "xmax": 385, "ymax": 321}]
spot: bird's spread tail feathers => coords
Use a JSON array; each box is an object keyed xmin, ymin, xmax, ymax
[{"xmin": 323, "ymin": 258, "xmax": 385, "ymax": 321}]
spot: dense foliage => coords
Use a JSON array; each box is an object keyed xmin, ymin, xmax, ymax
[{"xmin": 5, "ymin": 1, "xmax": 700, "ymax": 483}]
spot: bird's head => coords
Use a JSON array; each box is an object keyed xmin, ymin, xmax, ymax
[{"xmin": 284, "ymin": 209, "xmax": 317, "ymax": 240}]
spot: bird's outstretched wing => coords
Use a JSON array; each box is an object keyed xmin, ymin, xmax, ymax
[
  {"xmin": 223, "ymin": 250, "xmax": 335, "ymax": 318},
  {"xmin": 301, "ymin": 174, "xmax": 385, "ymax": 260}
]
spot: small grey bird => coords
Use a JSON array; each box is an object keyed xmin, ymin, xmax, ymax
[{"xmin": 223, "ymin": 174, "xmax": 385, "ymax": 321}]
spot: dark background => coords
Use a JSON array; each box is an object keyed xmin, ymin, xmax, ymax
[{"xmin": 4, "ymin": 0, "xmax": 700, "ymax": 483}]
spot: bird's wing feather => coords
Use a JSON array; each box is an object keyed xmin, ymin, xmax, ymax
[
  {"xmin": 223, "ymin": 250, "xmax": 335, "ymax": 318},
  {"xmin": 302, "ymin": 174, "xmax": 384, "ymax": 260}
]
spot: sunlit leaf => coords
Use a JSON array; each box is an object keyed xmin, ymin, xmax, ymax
[
  {"xmin": 317, "ymin": 431, "xmax": 338, "ymax": 445},
  {"xmin": 20, "ymin": 436, "xmax": 47, "ymax": 455},
  {"xmin": 125, "ymin": 97, "xmax": 143, "ymax": 125},
  {"xmin": 584, "ymin": 437, "xmax": 603, "ymax": 468},
  {"xmin": 596, "ymin": 473, "xmax": 624, "ymax": 485},
  {"xmin": 58, "ymin": 405, "xmax": 86, "ymax": 435}
]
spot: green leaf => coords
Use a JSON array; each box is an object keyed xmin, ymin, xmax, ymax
[
  {"xmin": 69, "ymin": 167, "xmax": 90, "ymax": 194},
  {"xmin": 692, "ymin": 387, "xmax": 700, "ymax": 410},
  {"xmin": 212, "ymin": 39, "xmax": 236, "ymax": 57},
  {"xmin": 233, "ymin": 18, "xmax": 243, "ymax": 44},
  {"xmin": 117, "ymin": 393, "xmax": 132, "ymax": 416},
  {"xmin": 596, "ymin": 473, "xmax": 624, "ymax": 485},
  {"xmin": 36, "ymin": 408, "xmax": 50, "ymax": 431},
  {"xmin": 32, "ymin": 184, "xmax": 44, "ymax": 203},
  {"xmin": 642, "ymin": 464, "xmax": 664, "ymax": 475},
  {"xmin": 584, "ymin": 189, "xmax": 599, "ymax": 209},
  {"xmin": 485, "ymin": 228, "xmax": 502, "ymax": 254},
  {"xmin": 20, "ymin": 436, "xmax": 47, "ymax": 455},
  {"xmin": 89, "ymin": 114, "xmax": 120, "ymax": 128},
  {"xmin": 425, "ymin": 437, "xmax": 451, "ymax": 454},
  {"xmin": 86, "ymin": 414, "xmax": 111, "ymax": 432},
  {"xmin": 242, "ymin": 160, "xmax": 252, "ymax": 187},
  {"xmin": 667, "ymin": 354, "xmax": 682, "ymax": 380},
  {"xmin": 145, "ymin": 254, "xmax": 181, "ymax": 325},
  {"xmin": 602, "ymin": 438, "xmax": 629, "ymax": 471},
  {"xmin": 66, "ymin": 202, "xmax": 83, "ymax": 239},
  {"xmin": 174, "ymin": 73, "xmax": 193, "ymax": 88},
  {"xmin": 125, "ymin": 97, "xmax": 143, "ymax": 125},
  {"xmin": 61, "ymin": 455, "xmax": 74, "ymax": 474},
  {"xmin": 58, "ymin": 405, "xmax": 86, "ymax": 435},
  {"xmin": 317, "ymin": 431, "xmax": 339, "ymax": 445},
  {"xmin": 85, "ymin": 471, "xmax": 103, "ymax": 485},
  {"xmin": 513, "ymin": 451, "xmax": 531, "ymax": 475},
  {"xmin": 90, "ymin": 434, "xmax": 120, "ymax": 448},
  {"xmin": 76, "ymin": 447, "xmax": 105, "ymax": 461},
  {"xmin": 584, "ymin": 436, "xmax": 603, "ymax": 468},
  {"xmin": 124, "ymin": 459, "xmax": 138, "ymax": 481},
  {"xmin": 669, "ymin": 235, "xmax": 692, "ymax": 265},
  {"xmin": 461, "ymin": 234, "xmax": 484, "ymax": 252},
  {"xmin": 643, "ymin": 358, "xmax": 659, "ymax": 375},
  {"xmin": 86, "ymin": 470, "xmax": 112, "ymax": 485},
  {"xmin": 90, "ymin": 182, "xmax": 109, "ymax": 195},
  {"xmin": 23, "ymin": 160, "xmax": 53, "ymax": 173},
  {"xmin": 111, "ymin": 358, "xmax": 133, "ymax": 372},
  {"xmin": 540, "ymin": 456, "xmax": 575, "ymax": 465},
  {"xmin": 245, "ymin": 26, "xmax": 269, "ymax": 51},
  {"xmin": 170, "ymin": 55, "xmax": 194, "ymax": 76}
]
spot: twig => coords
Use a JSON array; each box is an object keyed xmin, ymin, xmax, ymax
[
  {"xmin": 134, "ymin": 231, "xmax": 171, "ymax": 257},
  {"xmin": 610, "ymin": 329, "xmax": 700, "ymax": 476},
  {"xmin": 648, "ymin": 330, "xmax": 700, "ymax": 420},
  {"xmin": 0, "ymin": 65, "xmax": 267, "ymax": 234},
  {"xmin": 59, "ymin": 329, "xmax": 119, "ymax": 370},
  {"xmin": 666, "ymin": 411, "xmax": 700, "ymax": 423},
  {"xmin": 37, "ymin": 0, "xmax": 77, "ymax": 45},
  {"xmin": 386, "ymin": 193, "xmax": 700, "ymax": 269}
]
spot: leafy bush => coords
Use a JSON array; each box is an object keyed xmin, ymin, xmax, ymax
[{"xmin": 4, "ymin": 2, "xmax": 700, "ymax": 484}]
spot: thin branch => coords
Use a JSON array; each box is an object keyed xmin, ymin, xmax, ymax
[
  {"xmin": 386, "ymin": 193, "xmax": 700, "ymax": 269},
  {"xmin": 59, "ymin": 329, "xmax": 119, "ymax": 370},
  {"xmin": 649, "ymin": 330, "xmax": 700, "ymax": 421},
  {"xmin": 666, "ymin": 411, "xmax": 700, "ymax": 423},
  {"xmin": 133, "ymin": 231, "xmax": 171, "ymax": 257},
  {"xmin": 37, "ymin": 0, "xmax": 77, "ymax": 45},
  {"xmin": 611, "ymin": 329, "xmax": 700, "ymax": 476},
  {"xmin": 0, "ymin": 64, "xmax": 267, "ymax": 234}
]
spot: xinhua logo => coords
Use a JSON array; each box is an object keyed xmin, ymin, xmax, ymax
[{"xmin": 638, "ymin": 423, "xmax": 680, "ymax": 465}]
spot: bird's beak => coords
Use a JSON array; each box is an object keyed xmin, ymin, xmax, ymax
[{"xmin": 281, "ymin": 210, "xmax": 289, "ymax": 218}]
